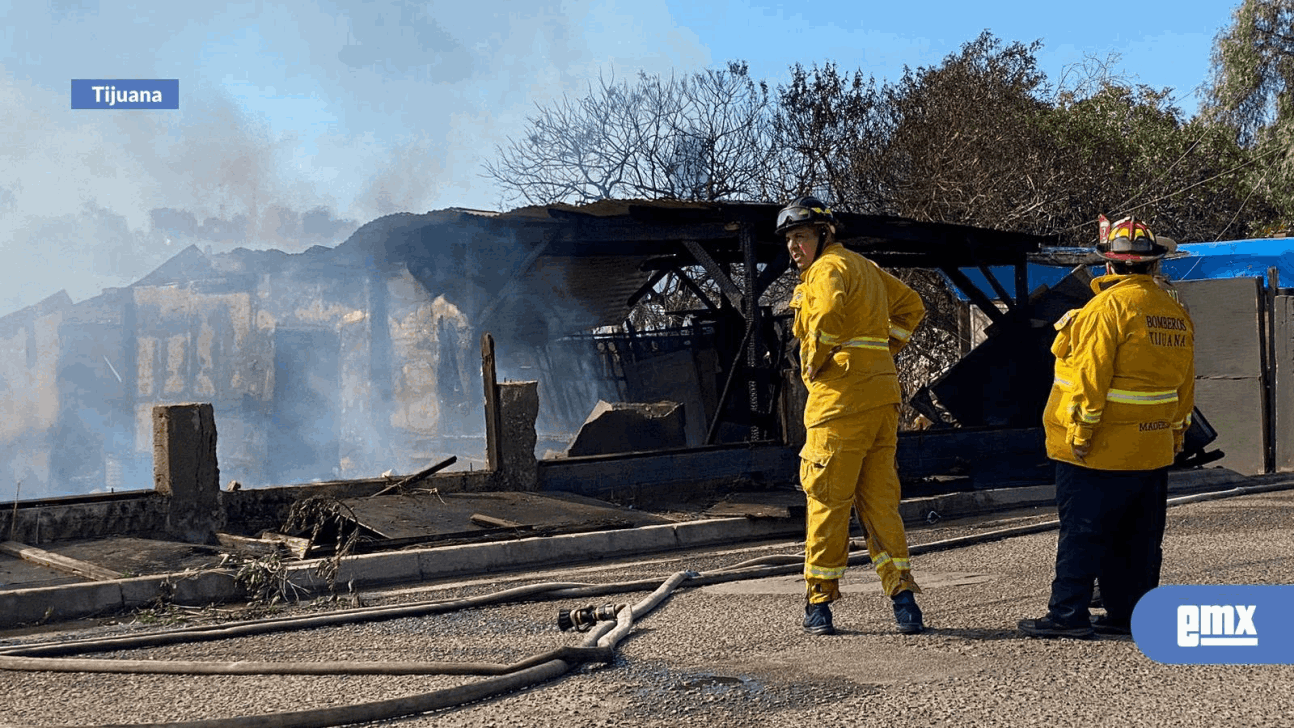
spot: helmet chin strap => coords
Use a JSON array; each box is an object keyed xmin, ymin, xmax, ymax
[{"xmin": 816, "ymin": 227, "xmax": 828, "ymax": 259}]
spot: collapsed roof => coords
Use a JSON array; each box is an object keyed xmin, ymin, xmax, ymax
[{"xmin": 334, "ymin": 199, "xmax": 1056, "ymax": 338}]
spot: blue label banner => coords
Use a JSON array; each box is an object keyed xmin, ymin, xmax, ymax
[
  {"xmin": 1133, "ymin": 585, "xmax": 1294, "ymax": 664},
  {"xmin": 71, "ymin": 79, "xmax": 178, "ymax": 109}
]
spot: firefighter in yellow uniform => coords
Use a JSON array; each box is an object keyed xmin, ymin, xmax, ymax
[
  {"xmin": 779, "ymin": 196, "xmax": 927, "ymax": 636},
  {"xmin": 1020, "ymin": 217, "xmax": 1194, "ymax": 639}
]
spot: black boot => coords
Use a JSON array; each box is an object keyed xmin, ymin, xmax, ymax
[
  {"xmin": 803, "ymin": 602, "xmax": 835, "ymax": 635},
  {"xmin": 1090, "ymin": 614, "xmax": 1131, "ymax": 636},
  {"xmin": 891, "ymin": 590, "xmax": 925, "ymax": 634},
  {"xmin": 1018, "ymin": 615, "xmax": 1095, "ymax": 639}
]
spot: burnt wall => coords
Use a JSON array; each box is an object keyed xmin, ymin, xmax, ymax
[
  {"xmin": 132, "ymin": 279, "xmax": 277, "ymax": 487},
  {"xmin": 0, "ymin": 292, "xmax": 73, "ymax": 498}
]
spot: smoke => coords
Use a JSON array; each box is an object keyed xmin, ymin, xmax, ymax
[
  {"xmin": 0, "ymin": 70, "xmax": 361, "ymax": 313},
  {"xmin": 148, "ymin": 205, "xmax": 353, "ymax": 248},
  {"xmin": 354, "ymin": 136, "xmax": 447, "ymax": 218},
  {"xmin": 0, "ymin": 0, "xmax": 709, "ymax": 316},
  {"xmin": 0, "ymin": 0, "xmax": 713, "ymax": 497}
]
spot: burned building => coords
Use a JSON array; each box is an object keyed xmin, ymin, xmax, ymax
[
  {"xmin": 1, "ymin": 200, "xmax": 1070, "ymax": 499},
  {"xmin": 0, "ymin": 207, "xmax": 644, "ymax": 497},
  {"xmin": 0, "ymin": 242, "xmax": 454, "ymax": 496}
]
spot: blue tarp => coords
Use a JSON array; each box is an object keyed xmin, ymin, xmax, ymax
[
  {"xmin": 1163, "ymin": 239, "xmax": 1294, "ymax": 283},
  {"xmin": 955, "ymin": 238, "xmax": 1294, "ymax": 301}
]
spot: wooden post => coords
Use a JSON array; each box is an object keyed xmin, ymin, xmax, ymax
[
  {"xmin": 481, "ymin": 333, "xmax": 501, "ymax": 472},
  {"xmin": 741, "ymin": 223, "xmax": 762, "ymax": 440}
]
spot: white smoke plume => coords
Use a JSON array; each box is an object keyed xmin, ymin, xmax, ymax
[{"xmin": 0, "ymin": 0, "xmax": 708, "ymax": 315}]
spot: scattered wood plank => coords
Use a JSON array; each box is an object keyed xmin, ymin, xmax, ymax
[
  {"xmin": 216, "ymin": 533, "xmax": 310, "ymax": 559},
  {"xmin": 260, "ymin": 532, "xmax": 312, "ymax": 559},
  {"xmin": 216, "ymin": 533, "xmax": 278, "ymax": 556},
  {"xmin": 302, "ymin": 519, "xmax": 633, "ymax": 557},
  {"xmin": 369, "ymin": 456, "xmax": 458, "ymax": 498},
  {"xmin": 469, "ymin": 513, "xmax": 525, "ymax": 529},
  {"xmin": 0, "ymin": 541, "xmax": 122, "ymax": 582},
  {"xmin": 703, "ymin": 502, "xmax": 793, "ymax": 519}
]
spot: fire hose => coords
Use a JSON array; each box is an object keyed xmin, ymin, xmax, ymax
[{"xmin": 1, "ymin": 477, "xmax": 1291, "ymax": 727}]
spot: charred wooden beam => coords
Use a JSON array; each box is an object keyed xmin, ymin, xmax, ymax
[
  {"xmin": 741, "ymin": 223, "xmax": 763, "ymax": 440},
  {"xmin": 683, "ymin": 240, "xmax": 743, "ymax": 309},
  {"xmin": 673, "ymin": 269, "xmax": 720, "ymax": 313},
  {"xmin": 941, "ymin": 266, "xmax": 1006, "ymax": 325},
  {"xmin": 216, "ymin": 532, "xmax": 311, "ymax": 559},
  {"xmin": 482, "ymin": 334, "xmax": 501, "ymax": 472},
  {"xmin": 369, "ymin": 456, "xmax": 459, "ymax": 498},
  {"xmin": 470, "ymin": 513, "xmax": 525, "ymax": 529},
  {"xmin": 977, "ymin": 264, "xmax": 1017, "ymax": 312},
  {"xmin": 754, "ymin": 249, "xmax": 790, "ymax": 299},
  {"xmin": 624, "ymin": 268, "xmax": 670, "ymax": 309},
  {"xmin": 1015, "ymin": 261, "xmax": 1030, "ymax": 311},
  {"xmin": 476, "ymin": 240, "xmax": 551, "ymax": 329}
]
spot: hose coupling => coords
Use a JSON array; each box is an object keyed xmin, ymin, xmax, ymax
[{"xmin": 557, "ymin": 603, "xmax": 620, "ymax": 632}]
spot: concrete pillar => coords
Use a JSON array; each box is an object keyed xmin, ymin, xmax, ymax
[
  {"xmin": 497, "ymin": 381, "xmax": 539, "ymax": 490},
  {"xmin": 153, "ymin": 403, "xmax": 222, "ymax": 543}
]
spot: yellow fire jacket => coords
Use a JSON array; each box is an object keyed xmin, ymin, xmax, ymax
[
  {"xmin": 789, "ymin": 242, "xmax": 925, "ymax": 428},
  {"xmin": 1044, "ymin": 273, "xmax": 1196, "ymax": 470}
]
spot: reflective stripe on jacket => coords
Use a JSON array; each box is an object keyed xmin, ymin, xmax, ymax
[
  {"xmin": 1044, "ymin": 273, "xmax": 1195, "ymax": 470},
  {"xmin": 789, "ymin": 242, "xmax": 925, "ymax": 428}
]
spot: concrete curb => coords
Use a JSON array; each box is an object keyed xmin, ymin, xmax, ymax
[
  {"xmin": 0, "ymin": 570, "xmax": 239, "ymax": 628},
  {"xmin": 0, "ymin": 516, "xmax": 806, "ymax": 629},
  {"xmin": 0, "ymin": 467, "xmax": 1255, "ymax": 630}
]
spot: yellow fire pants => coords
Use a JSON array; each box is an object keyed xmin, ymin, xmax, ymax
[{"xmin": 800, "ymin": 404, "xmax": 920, "ymax": 604}]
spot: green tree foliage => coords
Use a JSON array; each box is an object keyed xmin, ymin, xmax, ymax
[
  {"xmin": 1206, "ymin": 0, "xmax": 1294, "ymax": 144},
  {"xmin": 776, "ymin": 34, "xmax": 1257, "ymax": 245},
  {"xmin": 1205, "ymin": 0, "xmax": 1294, "ymax": 229},
  {"xmin": 1049, "ymin": 84, "xmax": 1257, "ymax": 243},
  {"xmin": 487, "ymin": 30, "xmax": 1276, "ymax": 241},
  {"xmin": 876, "ymin": 34, "xmax": 1058, "ymax": 230}
]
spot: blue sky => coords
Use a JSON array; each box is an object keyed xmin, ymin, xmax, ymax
[{"xmin": 0, "ymin": 0, "xmax": 1235, "ymax": 313}]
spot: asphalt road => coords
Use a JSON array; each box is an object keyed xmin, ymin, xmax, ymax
[{"xmin": 0, "ymin": 489, "xmax": 1291, "ymax": 727}]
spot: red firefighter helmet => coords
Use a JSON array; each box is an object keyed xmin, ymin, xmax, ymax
[{"xmin": 1096, "ymin": 215, "xmax": 1173, "ymax": 263}]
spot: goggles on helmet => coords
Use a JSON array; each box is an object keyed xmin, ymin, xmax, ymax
[
  {"xmin": 776, "ymin": 196, "xmax": 840, "ymax": 237},
  {"xmin": 776, "ymin": 205, "xmax": 822, "ymax": 230}
]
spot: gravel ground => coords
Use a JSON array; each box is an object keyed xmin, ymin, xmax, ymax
[{"xmin": 0, "ymin": 490, "xmax": 1291, "ymax": 727}]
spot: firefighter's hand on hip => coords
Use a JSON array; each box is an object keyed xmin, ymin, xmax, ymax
[
  {"xmin": 805, "ymin": 347, "xmax": 841, "ymax": 382},
  {"xmin": 1071, "ymin": 441, "xmax": 1091, "ymax": 462}
]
